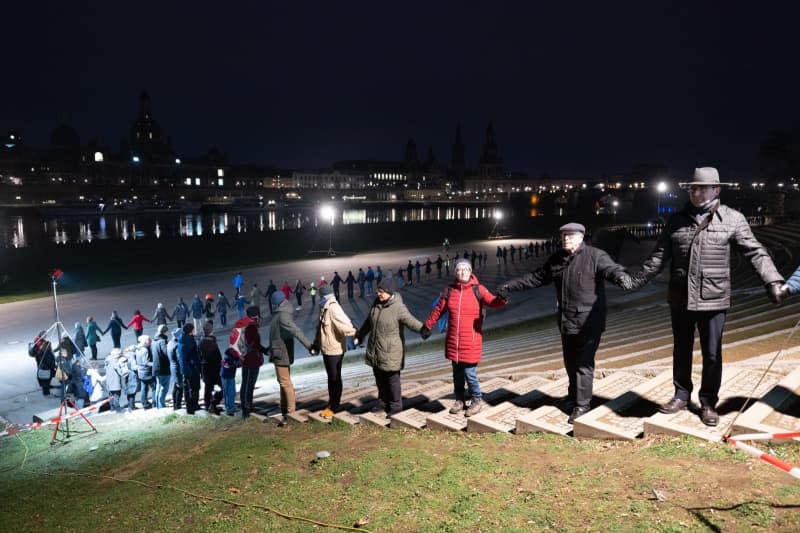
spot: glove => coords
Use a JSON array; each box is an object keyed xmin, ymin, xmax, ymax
[
  {"xmin": 615, "ymin": 274, "xmax": 635, "ymax": 291},
  {"xmin": 353, "ymin": 338, "xmax": 360, "ymax": 347},
  {"xmin": 496, "ymin": 285, "xmax": 510, "ymax": 301},
  {"xmin": 420, "ymin": 326, "xmax": 431, "ymax": 340},
  {"xmin": 767, "ymin": 282, "xmax": 784, "ymax": 306}
]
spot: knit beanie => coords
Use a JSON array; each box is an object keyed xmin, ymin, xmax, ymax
[
  {"xmin": 376, "ymin": 280, "xmax": 394, "ymax": 296},
  {"xmin": 454, "ymin": 258, "xmax": 472, "ymax": 271},
  {"xmin": 319, "ymin": 284, "xmax": 334, "ymax": 297}
]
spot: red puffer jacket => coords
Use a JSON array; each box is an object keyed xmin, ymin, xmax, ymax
[{"xmin": 424, "ymin": 275, "xmax": 506, "ymax": 364}]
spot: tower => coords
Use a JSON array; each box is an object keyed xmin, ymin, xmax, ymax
[{"xmin": 479, "ymin": 121, "xmax": 502, "ymax": 178}]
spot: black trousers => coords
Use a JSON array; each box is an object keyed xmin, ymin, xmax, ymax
[
  {"xmin": 373, "ymin": 368, "xmax": 402, "ymax": 414},
  {"xmin": 561, "ymin": 331, "xmax": 602, "ymax": 408},
  {"xmin": 184, "ymin": 372, "xmax": 201, "ymax": 414},
  {"xmin": 323, "ymin": 354, "xmax": 344, "ymax": 410},
  {"xmin": 670, "ymin": 308, "xmax": 726, "ymax": 408}
]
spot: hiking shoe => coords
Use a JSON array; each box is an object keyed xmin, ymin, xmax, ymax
[
  {"xmin": 320, "ymin": 408, "xmax": 334, "ymax": 419},
  {"xmin": 659, "ymin": 398, "xmax": 688, "ymax": 414},
  {"xmin": 701, "ymin": 407, "xmax": 719, "ymax": 427},
  {"xmin": 567, "ymin": 406, "xmax": 590, "ymax": 424},
  {"xmin": 465, "ymin": 398, "xmax": 482, "ymax": 417},
  {"xmin": 449, "ymin": 400, "xmax": 465, "ymax": 414}
]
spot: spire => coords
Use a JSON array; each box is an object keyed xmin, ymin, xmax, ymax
[
  {"xmin": 451, "ymin": 123, "xmax": 465, "ymax": 171},
  {"xmin": 405, "ymin": 137, "xmax": 418, "ymax": 164},
  {"xmin": 479, "ymin": 120, "xmax": 502, "ymax": 177}
]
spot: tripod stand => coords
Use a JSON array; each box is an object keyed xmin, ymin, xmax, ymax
[{"xmin": 45, "ymin": 270, "xmax": 97, "ymax": 445}]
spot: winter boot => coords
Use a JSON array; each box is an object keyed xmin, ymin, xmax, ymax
[
  {"xmin": 449, "ymin": 399, "xmax": 465, "ymax": 414},
  {"xmin": 465, "ymin": 397, "xmax": 482, "ymax": 417}
]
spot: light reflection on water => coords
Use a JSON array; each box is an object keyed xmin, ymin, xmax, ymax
[{"xmin": 1, "ymin": 206, "xmax": 501, "ymax": 248}]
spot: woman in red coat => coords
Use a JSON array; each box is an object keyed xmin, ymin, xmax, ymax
[
  {"xmin": 126, "ymin": 310, "xmax": 151, "ymax": 341},
  {"xmin": 424, "ymin": 258, "xmax": 506, "ymax": 417}
]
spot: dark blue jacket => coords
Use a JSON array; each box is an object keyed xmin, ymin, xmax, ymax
[{"xmin": 177, "ymin": 332, "xmax": 201, "ymax": 378}]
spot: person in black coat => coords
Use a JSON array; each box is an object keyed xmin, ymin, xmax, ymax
[
  {"xmin": 29, "ymin": 331, "xmax": 55, "ymax": 396},
  {"xmin": 102, "ymin": 311, "xmax": 128, "ymax": 349},
  {"xmin": 497, "ymin": 223, "xmax": 635, "ymax": 424}
]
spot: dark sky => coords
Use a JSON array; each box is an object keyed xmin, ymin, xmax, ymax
[{"xmin": 4, "ymin": 2, "xmax": 800, "ymax": 178}]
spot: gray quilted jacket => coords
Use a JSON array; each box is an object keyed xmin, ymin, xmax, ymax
[{"xmin": 635, "ymin": 203, "xmax": 782, "ymax": 310}]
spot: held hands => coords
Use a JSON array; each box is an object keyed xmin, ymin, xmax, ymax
[
  {"xmin": 420, "ymin": 326, "xmax": 431, "ymax": 340},
  {"xmin": 766, "ymin": 281, "xmax": 785, "ymax": 306},
  {"xmin": 615, "ymin": 274, "xmax": 635, "ymax": 291},
  {"xmin": 495, "ymin": 285, "xmax": 510, "ymax": 301},
  {"xmin": 309, "ymin": 346, "xmax": 320, "ymax": 356}
]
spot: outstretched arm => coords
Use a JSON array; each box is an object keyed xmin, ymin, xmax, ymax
[
  {"xmin": 630, "ymin": 225, "xmax": 672, "ymax": 289},
  {"xmin": 595, "ymin": 250, "xmax": 636, "ymax": 291},
  {"xmin": 501, "ymin": 263, "xmax": 552, "ymax": 295}
]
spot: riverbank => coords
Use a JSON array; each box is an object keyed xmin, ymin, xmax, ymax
[{"xmin": 0, "ymin": 215, "xmax": 608, "ymax": 301}]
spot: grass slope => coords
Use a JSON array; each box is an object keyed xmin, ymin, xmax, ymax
[{"xmin": 2, "ymin": 413, "xmax": 800, "ymax": 532}]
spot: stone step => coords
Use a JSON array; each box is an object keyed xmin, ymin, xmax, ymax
[
  {"xmin": 425, "ymin": 377, "xmax": 514, "ymax": 432},
  {"xmin": 359, "ymin": 411, "xmax": 392, "ymax": 427},
  {"xmin": 306, "ymin": 385, "xmax": 378, "ymax": 424},
  {"xmin": 643, "ymin": 367, "xmax": 784, "ymax": 442},
  {"xmin": 467, "ymin": 376, "xmax": 568, "ymax": 433},
  {"xmin": 389, "ymin": 385, "xmax": 456, "ymax": 430},
  {"xmin": 516, "ymin": 371, "xmax": 648, "ymax": 436},
  {"xmin": 732, "ymin": 366, "xmax": 800, "ymax": 437},
  {"xmin": 572, "ymin": 369, "xmax": 676, "ymax": 440},
  {"xmin": 347, "ymin": 381, "xmax": 444, "ymax": 415}
]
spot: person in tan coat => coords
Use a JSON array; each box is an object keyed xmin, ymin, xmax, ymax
[{"xmin": 312, "ymin": 284, "xmax": 356, "ymax": 418}]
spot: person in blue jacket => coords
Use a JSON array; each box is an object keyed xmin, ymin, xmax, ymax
[{"xmin": 177, "ymin": 323, "xmax": 202, "ymax": 414}]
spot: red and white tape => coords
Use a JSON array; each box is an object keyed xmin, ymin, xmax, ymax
[
  {"xmin": 725, "ymin": 432, "xmax": 800, "ymax": 480},
  {"xmin": 0, "ymin": 397, "xmax": 110, "ymax": 439}
]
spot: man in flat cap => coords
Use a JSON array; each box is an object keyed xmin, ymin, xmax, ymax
[
  {"xmin": 632, "ymin": 167, "xmax": 784, "ymax": 426},
  {"xmin": 497, "ymin": 222, "xmax": 636, "ymax": 424}
]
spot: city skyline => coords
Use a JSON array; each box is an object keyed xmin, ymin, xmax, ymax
[{"xmin": 4, "ymin": 2, "xmax": 800, "ymax": 178}]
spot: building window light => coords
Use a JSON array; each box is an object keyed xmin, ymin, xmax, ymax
[
  {"xmin": 217, "ymin": 168, "xmax": 224, "ymax": 177},
  {"xmin": 195, "ymin": 178, "xmax": 201, "ymax": 186},
  {"xmin": 217, "ymin": 178, "xmax": 224, "ymax": 186},
  {"xmin": 94, "ymin": 151, "xmax": 104, "ymax": 162}
]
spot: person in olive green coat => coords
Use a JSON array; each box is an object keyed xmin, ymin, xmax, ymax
[
  {"xmin": 268, "ymin": 291, "xmax": 313, "ymax": 424},
  {"xmin": 355, "ymin": 282, "xmax": 430, "ymax": 416}
]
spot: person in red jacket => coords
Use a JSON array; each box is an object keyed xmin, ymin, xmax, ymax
[
  {"xmin": 238, "ymin": 306, "xmax": 268, "ymax": 418},
  {"xmin": 127, "ymin": 310, "xmax": 152, "ymax": 341},
  {"xmin": 424, "ymin": 258, "xmax": 507, "ymax": 416}
]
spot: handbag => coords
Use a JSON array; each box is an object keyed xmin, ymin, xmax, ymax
[
  {"xmin": 37, "ymin": 368, "xmax": 51, "ymax": 380},
  {"xmin": 55, "ymin": 366, "xmax": 69, "ymax": 382}
]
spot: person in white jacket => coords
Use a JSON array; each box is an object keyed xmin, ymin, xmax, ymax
[
  {"xmin": 86, "ymin": 361, "xmax": 107, "ymax": 405},
  {"xmin": 312, "ymin": 284, "xmax": 356, "ymax": 419}
]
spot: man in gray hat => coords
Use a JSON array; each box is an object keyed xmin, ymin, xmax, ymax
[
  {"xmin": 497, "ymin": 222, "xmax": 636, "ymax": 424},
  {"xmin": 632, "ymin": 167, "xmax": 784, "ymax": 426}
]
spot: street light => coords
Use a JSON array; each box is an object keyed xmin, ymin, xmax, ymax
[
  {"xmin": 656, "ymin": 181, "xmax": 668, "ymax": 219},
  {"xmin": 489, "ymin": 210, "xmax": 503, "ymax": 238},
  {"xmin": 612, "ymin": 200, "xmax": 619, "ymax": 225},
  {"xmin": 320, "ymin": 205, "xmax": 336, "ymax": 256}
]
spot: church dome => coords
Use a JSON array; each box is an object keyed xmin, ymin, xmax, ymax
[{"xmin": 50, "ymin": 124, "xmax": 80, "ymax": 149}]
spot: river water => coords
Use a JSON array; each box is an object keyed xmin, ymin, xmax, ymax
[{"xmin": 0, "ymin": 205, "xmax": 505, "ymax": 248}]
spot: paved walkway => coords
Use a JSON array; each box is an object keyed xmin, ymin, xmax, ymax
[{"xmin": 0, "ymin": 237, "xmax": 662, "ymax": 424}]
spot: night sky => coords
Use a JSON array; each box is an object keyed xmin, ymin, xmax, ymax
[{"xmin": 4, "ymin": 2, "xmax": 800, "ymax": 178}]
